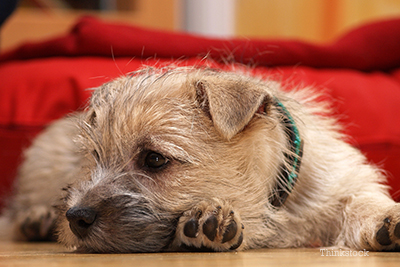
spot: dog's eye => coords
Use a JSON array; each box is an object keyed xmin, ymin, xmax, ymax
[{"xmin": 145, "ymin": 152, "xmax": 169, "ymax": 169}]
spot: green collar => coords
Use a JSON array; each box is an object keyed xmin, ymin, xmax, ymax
[{"xmin": 270, "ymin": 99, "xmax": 303, "ymax": 207}]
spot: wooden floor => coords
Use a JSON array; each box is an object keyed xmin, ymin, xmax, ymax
[{"xmin": 1, "ymin": 241, "xmax": 400, "ymax": 267}]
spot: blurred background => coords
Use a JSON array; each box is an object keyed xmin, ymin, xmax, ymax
[{"xmin": 2, "ymin": 0, "xmax": 400, "ymax": 51}]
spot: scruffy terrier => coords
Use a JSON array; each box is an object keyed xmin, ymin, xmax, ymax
[{"xmin": 1, "ymin": 67, "xmax": 399, "ymax": 253}]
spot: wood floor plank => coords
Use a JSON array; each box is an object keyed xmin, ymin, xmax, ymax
[{"xmin": 1, "ymin": 242, "xmax": 400, "ymax": 267}]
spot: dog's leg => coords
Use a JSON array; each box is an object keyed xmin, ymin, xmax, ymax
[
  {"xmin": 172, "ymin": 199, "xmax": 244, "ymax": 251},
  {"xmin": 1, "ymin": 116, "xmax": 81, "ymax": 241}
]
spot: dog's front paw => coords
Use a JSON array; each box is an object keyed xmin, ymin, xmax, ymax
[
  {"xmin": 173, "ymin": 199, "xmax": 244, "ymax": 252},
  {"xmin": 14, "ymin": 205, "xmax": 57, "ymax": 241}
]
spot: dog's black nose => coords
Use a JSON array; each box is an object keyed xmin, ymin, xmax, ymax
[{"xmin": 66, "ymin": 207, "xmax": 97, "ymax": 239}]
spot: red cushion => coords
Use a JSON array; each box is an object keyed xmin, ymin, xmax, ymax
[{"xmin": 1, "ymin": 17, "xmax": 400, "ymax": 207}]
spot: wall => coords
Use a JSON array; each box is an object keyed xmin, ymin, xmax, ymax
[
  {"xmin": 236, "ymin": 0, "xmax": 400, "ymax": 43},
  {"xmin": 2, "ymin": 0, "xmax": 400, "ymax": 51}
]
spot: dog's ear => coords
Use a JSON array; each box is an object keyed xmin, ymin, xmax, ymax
[{"xmin": 194, "ymin": 75, "xmax": 271, "ymax": 140}]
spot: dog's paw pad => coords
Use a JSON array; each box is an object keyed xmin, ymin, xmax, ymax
[
  {"xmin": 183, "ymin": 218, "xmax": 199, "ymax": 238},
  {"xmin": 376, "ymin": 218, "xmax": 392, "ymax": 246},
  {"xmin": 175, "ymin": 200, "xmax": 244, "ymax": 251},
  {"xmin": 394, "ymin": 222, "xmax": 400, "ymax": 239},
  {"xmin": 203, "ymin": 215, "xmax": 219, "ymax": 241},
  {"xmin": 222, "ymin": 219, "xmax": 238, "ymax": 243},
  {"xmin": 229, "ymin": 232, "xmax": 243, "ymax": 250}
]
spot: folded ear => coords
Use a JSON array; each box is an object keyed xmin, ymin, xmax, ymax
[{"xmin": 194, "ymin": 73, "xmax": 271, "ymax": 140}]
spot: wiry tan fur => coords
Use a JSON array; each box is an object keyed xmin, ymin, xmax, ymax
[{"xmin": 1, "ymin": 66, "xmax": 399, "ymax": 252}]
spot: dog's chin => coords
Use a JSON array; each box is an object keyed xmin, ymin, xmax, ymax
[
  {"xmin": 58, "ymin": 230, "xmax": 175, "ymax": 253},
  {"xmin": 73, "ymin": 241, "xmax": 170, "ymax": 254},
  {"xmin": 56, "ymin": 216, "xmax": 177, "ymax": 253}
]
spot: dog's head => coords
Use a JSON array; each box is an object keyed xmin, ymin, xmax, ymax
[{"xmin": 56, "ymin": 67, "xmax": 284, "ymax": 252}]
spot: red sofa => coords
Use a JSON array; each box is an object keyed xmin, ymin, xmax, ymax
[{"xmin": 1, "ymin": 17, "xmax": 400, "ymax": 208}]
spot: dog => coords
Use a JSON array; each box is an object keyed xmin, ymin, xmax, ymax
[{"xmin": 1, "ymin": 66, "xmax": 399, "ymax": 253}]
